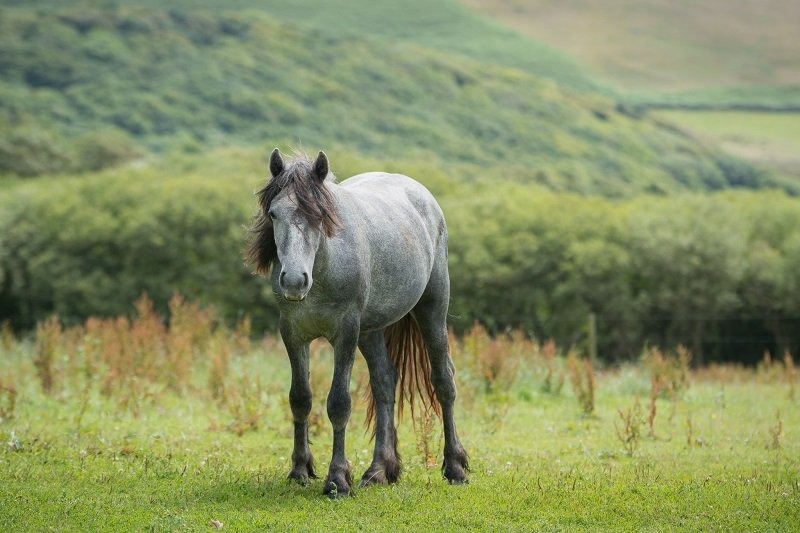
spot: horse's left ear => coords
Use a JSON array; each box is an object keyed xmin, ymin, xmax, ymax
[
  {"xmin": 312, "ymin": 151, "xmax": 329, "ymax": 182},
  {"xmin": 269, "ymin": 148, "xmax": 284, "ymax": 177}
]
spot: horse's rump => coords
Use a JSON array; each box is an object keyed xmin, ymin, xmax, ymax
[{"xmin": 364, "ymin": 313, "xmax": 442, "ymax": 436}]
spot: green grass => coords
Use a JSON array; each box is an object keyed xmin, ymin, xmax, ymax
[
  {"xmin": 2, "ymin": 336, "xmax": 798, "ymax": 531},
  {"xmin": 658, "ymin": 111, "xmax": 800, "ymax": 149},
  {"xmin": 657, "ymin": 110, "xmax": 800, "ymax": 178},
  {"xmin": 462, "ymin": 0, "xmax": 800, "ymax": 109}
]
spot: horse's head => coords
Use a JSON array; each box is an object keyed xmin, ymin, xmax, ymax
[{"xmin": 246, "ymin": 149, "xmax": 340, "ymax": 302}]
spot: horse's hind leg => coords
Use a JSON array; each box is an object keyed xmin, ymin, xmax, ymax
[
  {"xmin": 358, "ymin": 330, "xmax": 401, "ymax": 486},
  {"xmin": 413, "ymin": 276, "xmax": 469, "ymax": 484},
  {"xmin": 281, "ymin": 323, "xmax": 316, "ymax": 484}
]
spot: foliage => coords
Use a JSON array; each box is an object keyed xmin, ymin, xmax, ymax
[
  {"xmin": 0, "ymin": 153, "xmax": 279, "ymax": 331},
  {"xmin": 566, "ymin": 352, "xmax": 595, "ymax": 414},
  {"xmin": 0, "ymin": 381, "xmax": 15, "ymax": 422},
  {"xmin": 2, "ymin": 150, "xmax": 800, "ymax": 360},
  {"xmin": 0, "ymin": 5, "xmax": 786, "ymax": 196},
  {"xmin": 615, "ymin": 396, "xmax": 644, "ymax": 456},
  {"xmin": 642, "ymin": 346, "xmax": 692, "ymax": 400}
]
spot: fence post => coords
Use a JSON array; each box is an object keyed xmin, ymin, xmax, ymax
[{"xmin": 588, "ymin": 312, "xmax": 598, "ymax": 364}]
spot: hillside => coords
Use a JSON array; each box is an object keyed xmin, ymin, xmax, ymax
[
  {"xmin": 0, "ymin": 5, "xmax": 792, "ymax": 194},
  {"xmin": 461, "ymin": 0, "xmax": 800, "ymax": 108},
  {"xmin": 4, "ymin": 0, "xmax": 603, "ymax": 94}
]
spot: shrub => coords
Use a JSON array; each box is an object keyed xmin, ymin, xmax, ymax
[
  {"xmin": 73, "ymin": 130, "xmax": 143, "ymax": 172},
  {"xmin": 642, "ymin": 346, "xmax": 691, "ymax": 400},
  {"xmin": 0, "ymin": 128, "xmax": 74, "ymax": 177},
  {"xmin": 615, "ymin": 397, "xmax": 644, "ymax": 456},
  {"xmin": 567, "ymin": 351, "xmax": 595, "ymax": 414},
  {"xmin": 0, "ymin": 380, "xmax": 16, "ymax": 421}
]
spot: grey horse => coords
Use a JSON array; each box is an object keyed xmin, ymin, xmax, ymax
[{"xmin": 246, "ymin": 149, "xmax": 469, "ymax": 497}]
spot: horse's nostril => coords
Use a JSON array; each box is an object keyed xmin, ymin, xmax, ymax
[
  {"xmin": 302, "ymin": 272, "xmax": 309, "ymax": 287},
  {"xmin": 280, "ymin": 271, "xmax": 287, "ymax": 284}
]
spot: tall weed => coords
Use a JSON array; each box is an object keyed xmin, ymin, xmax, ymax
[
  {"xmin": 34, "ymin": 316, "xmax": 61, "ymax": 394},
  {"xmin": 642, "ymin": 345, "xmax": 691, "ymax": 400},
  {"xmin": 0, "ymin": 379, "xmax": 16, "ymax": 421},
  {"xmin": 615, "ymin": 397, "xmax": 644, "ymax": 456},
  {"xmin": 567, "ymin": 351, "xmax": 595, "ymax": 415}
]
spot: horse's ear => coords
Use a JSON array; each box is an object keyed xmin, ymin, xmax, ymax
[
  {"xmin": 312, "ymin": 151, "xmax": 329, "ymax": 182},
  {"xmin": 269, "ymin": 148, "xmax": 284, "ymax": 177}
]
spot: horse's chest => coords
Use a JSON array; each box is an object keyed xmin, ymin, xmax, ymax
[{"xmin": 280, "ymin": 302, "xmax": 346, "ymax": 342}]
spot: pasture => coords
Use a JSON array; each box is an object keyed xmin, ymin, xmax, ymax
[
  {"xmin": 1, "ymin": 302, "xmax": 798, "ymax": 531},
  {"xmin": 461, "ymin": 0, "xmax": 800, "ymax": 93},
  {"xmin": 657, "ymin": 110, "xmax": 800, "ymax": 180}
]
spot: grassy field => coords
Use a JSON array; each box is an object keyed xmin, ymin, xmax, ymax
[
  {"xmin": 1, "ymin": 306, "xmax": 798, "ymax": 531},
  {"xmin": 657, "ymin": 110, "xmax": 800, "ymax": 179},
  {"xmin": 461, "ymin": 0, "xmax": 800, "ymax": 96}
]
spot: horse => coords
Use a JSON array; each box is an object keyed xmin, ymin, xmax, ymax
[{"xmin": 246, "ymin": 148, "xmax": 469, "ymax": 497}]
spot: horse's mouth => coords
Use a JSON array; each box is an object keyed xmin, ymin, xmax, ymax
[{"xmin": 283, "ymin": 293, "xmax": 306, "ymax": 302}]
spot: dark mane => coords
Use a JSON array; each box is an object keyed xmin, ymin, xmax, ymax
[{"xmin": 246, "ymin": 152, "xmax": 341, "ymax": 275}]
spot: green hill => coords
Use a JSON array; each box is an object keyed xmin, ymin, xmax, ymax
[
  {"xmin": 461, "ymin": 0, "xmax": 800, "ymax": 109},
  {"xmin": 4, "ymin": 0, "xmax": 603, "ymax": 94},
  {"xmin": 0, "ymin": 4, "xmax": 792, "ymax": 194}
]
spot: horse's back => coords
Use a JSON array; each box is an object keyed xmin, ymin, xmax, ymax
[
  {"xmin": 335, "ymin": 172, "xmax": 447, "ymax": 329},
  {"xmin": 341, "ymin": 172, "xmax": 446, "ymax": 236}
]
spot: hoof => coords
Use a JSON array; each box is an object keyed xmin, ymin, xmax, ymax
[
  {"xmin": 287, "ymin": 457, "xmax": 317, "ymax": 486},
  {"xmin": 359, "ymin": 468, "xmax": 388, "ymax": 488},
  {"xmin": 447, "ymin": 473, "xmax": 469, "ymax": 485},
  {"xmin": 323, "ymin": 468, "xmax": 353, "ymax": 498},
  {"xmin": 287, "ymin": 469, "xmax": 313, "ymax": 486},
  {"xmin": 443, "ymin": 464, "xmax": 469, "ymax": 485},
  {"xmin": 443, "ymin": 446, "xmax": 470, "ymax": 485},
  {"xmin": 359, "ymin": 457, "xmax": 401, "ymax": 488},
  {"xmin": 323, "ymin": 479, "xmax": 352, "ymax": 498}
]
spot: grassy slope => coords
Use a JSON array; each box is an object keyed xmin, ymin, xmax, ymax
[
  {"xmin": 6, "ymin": 0, "xmax": 603, "ymax": 94},
  {"xmin": 458, "ymin": 0, "xmax": 800, "ymax": 181},
  {"xmin": 1, "ymin": 342, "xmax": 798, "ymax": 531},
  {"xmin": 2, "ymin": 4, "xmax": 793, "ymax": 194},
  {"xmin": 657, "ymin": 110, "xmax": 800, "ymax": 179},
  {"xmin": 460, "ymin": 0, "xmax": 800, "ymax": 106}
]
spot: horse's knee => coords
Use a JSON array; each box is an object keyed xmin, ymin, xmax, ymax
[
  {"xmin": 327, "ymin": 388, "xmax": 351, "ymax": 429},
  {"xmin": 289, "ymin": 384, "xmax": 312, "ymax": 419}
]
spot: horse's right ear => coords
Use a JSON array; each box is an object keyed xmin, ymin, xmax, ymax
[{"xmin": 269, "ymin": 148, "xmax": 284, "ymax": 177}]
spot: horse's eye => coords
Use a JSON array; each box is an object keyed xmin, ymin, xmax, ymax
[{"xmin": 268, "ymin": 209, "xmax": 277, "ymax": 220}]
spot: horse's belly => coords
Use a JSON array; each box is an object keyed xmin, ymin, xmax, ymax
[
  {"xmin": 338, "ymin": 172, "xmax": 446, "ymax": 331},
  {"xmin": 360, "ymin": 234, "xmax": 433, "ymax": 331}
]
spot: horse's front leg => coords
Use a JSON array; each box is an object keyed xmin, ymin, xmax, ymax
[
  {"xmin": 323, "ymin": 319, "xmax": 359, "ymax": 498},
  {"xmin": 282, "ymin": 324, "xmax": 316, "ymax": 484}
]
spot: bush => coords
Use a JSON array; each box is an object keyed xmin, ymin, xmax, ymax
[
  {"xmin": 0, "ymin": 128, "xmax": 74, "ymax": 177},
  {"xmin": 73, "ymin": 129, "xmax": 143, "ymax": 172},
  {"xmin": 0, "ymin": 159, "xmax": 278, "ymax": 331}
]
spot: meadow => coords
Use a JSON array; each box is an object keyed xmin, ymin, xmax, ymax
[
  {"xmin": 656, "ymin": 110, "xmax": 800, "ymax": 180},
  {"xmin": 461, "ymin": 0, "xmax": 800, "ymax": 102},
  {"xmin": 2, "ymin": 2, "xmax": 800, "ymax": 528},
  {"xmin": 1, "ymin": 300, "xmax": 798, "ymax": 531}
]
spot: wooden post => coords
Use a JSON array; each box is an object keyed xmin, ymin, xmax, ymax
[{"xmin": 588, "ymin": 312, "xmax": 597, "ymax": 364}]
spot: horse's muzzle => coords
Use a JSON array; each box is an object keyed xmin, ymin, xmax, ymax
[{"xmin": 280, "ymin": 270, "xmax": 310, "ymax": 301}]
